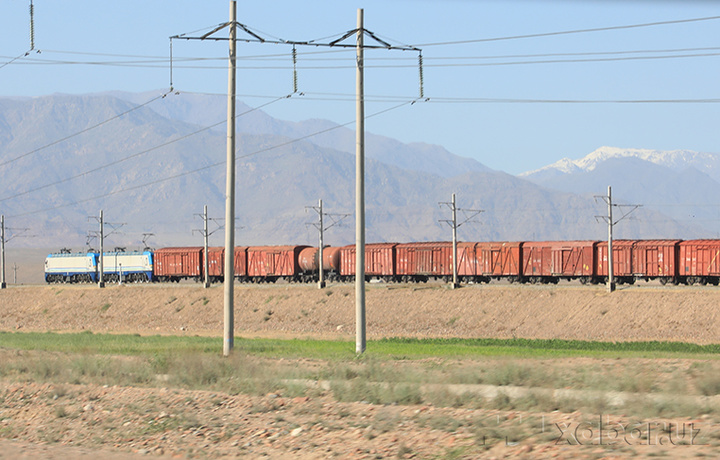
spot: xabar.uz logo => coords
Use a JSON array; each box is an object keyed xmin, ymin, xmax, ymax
[{"xmin": 554, "ymin": 415, "xmax": 703, "ymax": 446}]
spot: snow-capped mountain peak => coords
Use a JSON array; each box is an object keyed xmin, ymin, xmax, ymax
[{"xmin": 520, "ymin": 146, "xmax": 719, "ymax": 179}]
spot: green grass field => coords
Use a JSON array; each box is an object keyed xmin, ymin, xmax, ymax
[
  {"xmin": 3, "ymin": 331, "xmax": 720, "ymax": 359},
  {"xmin": 2, "ymin": 331, "xmax": 720, "ymax": 417}
]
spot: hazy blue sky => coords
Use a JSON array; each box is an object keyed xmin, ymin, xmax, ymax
[{"xmin": 1, "ymin": 0, "xmax": 719, "ymax": 174}]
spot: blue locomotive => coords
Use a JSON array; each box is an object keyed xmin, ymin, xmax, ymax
[{"xmin": 44, "ymin": 250, "xmax": 153, "ymax": 283}]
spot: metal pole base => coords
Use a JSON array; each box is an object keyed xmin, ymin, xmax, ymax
[
  {"xmin": 204, "ymin": 282, "xmax": 211, "ymax": 289},
  {"xmin": 318, "ymin": 281, "xmax": 326, "ymax": 289},
  {"xmin": 98, "ymin": 282, "xmax": 105, "ymax": 288},
  {"xmin": 1, "ymin": 282, "xmax": 6, "ymax": 289}
]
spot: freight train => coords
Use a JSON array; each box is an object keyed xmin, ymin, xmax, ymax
[{"xmin": 44, "ymin": 239, "xmax": 720, "ymax": 286}]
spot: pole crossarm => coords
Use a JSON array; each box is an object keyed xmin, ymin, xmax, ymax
[
  {"xmin": 305, "ymin": 205, "xmax": 351, "ymax": 232},
  {"xmin": 4, "ymin": 227, "xmax": 31, "ymax": 243},
  {"xmin": 194, "ymin": 211, "xmax": 224, "ymax": 237},
  {"xmin": 594, "ymin": 196, "xmax": 642, "ymax": 226},
  {"xmin": 173, "ymin": 24, "xmax": 420, "ymax": 52},
  {"xmin": 438, "ymin": 203, "xmax": 483, "ymax": 229}
]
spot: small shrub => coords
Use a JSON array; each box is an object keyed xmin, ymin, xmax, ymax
[{"xmin": 100, "ymin": 303, "xmax": 111, "ymax": 312}]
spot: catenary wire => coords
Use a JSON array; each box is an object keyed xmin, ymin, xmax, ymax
[
  {"xmin": 414, "ymin": 15, "xmax": 720, "ymax": 47},
  {"xmin": 7, "ymin": 99, "xmax": 420, "ymax": 219},
  {"xmin": 0, "ymin": 93, "xmax": 293, "ymax": 203},
  {"xmin": 8, "ymin": 49, "xmax": 719, "ymax": 69},
  {"xmin": 0, "ymin": 89, "xmax": 174, "ymax": 169}
]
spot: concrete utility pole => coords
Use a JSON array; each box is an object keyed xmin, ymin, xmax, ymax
[
  {"xmin": 595, "ymin": 186, "xmax": 641, "ymax": 293},
  {"xmin": 451, "ymin": 194, "xmax": 458, "ymax": 288},
  {"xmin": 439, "ymin": 194, "xmax": 483, "ymax": 289},
  {"xmin": 318, "ymin": 199, "xmax": 325, "ymax": 289},
  {"xmin": 203, "ymin": 205, "xmax": 210, "ymax": 288},
  {"xmin": 224, "ymin": 0, "xmax": 237, "ymax": 357},
  {"xmin": 607, "ymin": 186, "xmax": 614, "ymax": 293},
  {"xmin": 355, "ymin": 8, "xmax": 366, "ymax": 355},
  {"xmin": 1, "ymin": 215, "xmax": 5, "ymax": 289},
  {"xmin": 171, "ymin": 5, "xmax": 419, "ymax": 356},
  {"xmin": 98, "ymin": 209, "xmax": 105, "ymax": 288},
  {"xmin": 194, "ymin": 207, "xmax": 227, "ymax": 288},
  {"xmin": 306, "ymin": 199, "xmax": 350, "ymax": 289}
]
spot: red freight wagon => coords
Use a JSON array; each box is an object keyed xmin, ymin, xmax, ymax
[
  {"xmin": 233, "ymin": 247, "xmax": 248, "ymax": 279},
  {"xmin": 396, "ymin": 242, "xmax": 453, "ymax": 281},
  {"xmin": 475, "ymin": 242, "xmax": 522, "ymax": 281},
  {"xmin": 521, "ymin": 241, "xmax": 596, "ymax": 283},
  {"xmin": 339, "ymin": 243, "xmax": 397, "ymax": 281},
  {"xmin": 153, "ymin": 247, "xmax": 203, "ymax": 281},
  {"xmin": 595, "ymin": 240, "xmax": 635, "ymax": 284},
  {"xmin": 678, "ymin": 240, "xmax": 720, "ymax": 285},
  {"xmin": 204, "ymin": 247, "xmax": 248, "ymax": 282},
  {"xmin": 246, "ymin": 245, "xmax": 310, "ymax": 282},
  {"xmin": 206, "ymin": 247, "xmax": 224, "ymax": 281},
  {"xmin": 632, "ymin": 240, "xmax": 680, "ymax": 283},
  {"xmin": 456, "ymin": 242, "xmax": 480, "ymax": 281}
]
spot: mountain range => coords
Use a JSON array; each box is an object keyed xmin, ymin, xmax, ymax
[
  {"xmin": 521, "ymin": 146, "xmax": 720, "ymax": 238},
  {"xmin": 0, "ymin": 92, "xmax": 710, "ymax": 249}
]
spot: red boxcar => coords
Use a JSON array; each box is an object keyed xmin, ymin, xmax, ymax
[
  {"xmin": 678, "ymin": 240, "xmax": 720, "ymax": 285},
  {"xmin": 396, "ymin": 242, "xmax": 453, "ymax": 281},
  {"xmin": 153, "ymin": 247, "xmax": 203, "ymax": 281},
  {"xmin": 233, "ymin": 247, "xmax": 248, "ymax": 279},
  {"xmin": 206, "ymin": 247, "xmax": 224, "ymax": 280},
  {"xmin": 522, "ymin": 241, "xmax": 596, "ymax": 283},
  {"xmin": 456, "ymin": 242, "xmax": 480, "ymax": 281},
  {"xmin": 339, "ymin": 243, "xmax": 397, "ymax": 280},
  {"xmin": 475, "ymin": 242, "xmax": 522, "ymax": 281},
  {"xmin": 595, "ymin": 240, "xmax": 635, "ymax": 283},
  {"xmin": 632, "ymin": 240, "xmax": 680, "ymax": 283},
  {"xmin": 203, "ymin": 247, "xmax": 248, "ymax": 281},
  {"xmin": 246, "ymin": 245, "xmax": 310, "ymax": 281}
]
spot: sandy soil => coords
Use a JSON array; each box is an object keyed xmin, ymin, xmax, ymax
[{"xmin": 1, "ymin": 283, "xmax": 719, "ymax": 459}]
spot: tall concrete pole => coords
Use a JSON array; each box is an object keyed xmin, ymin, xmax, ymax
[
  {"xmin": 318, "ymin": 199, "xmax": 325, "ymax": 289},
  {"xmin": 223, "ymin": 0, "xmax": 237, "ymax": 356},
  {"xmin": 607, "ymin": 185, "xmax": 615, "ymax": 293},
  {"xmin": 98, "ymin": 209, "xmax": 105, "ymax": 288},
  {"xmin": 451, "ymin": 193, "xmax": 458, "ymax": 289},
  {"xmin": 1, "ymin": 215, "xmax": 6, "ymax": 289},
  {"xmin": 355, "ymin": 8, "xmax": 366, "ymax": 355},
  {"xmin": 203, "ymin": 205, "xmax": 210, "ymax": 289}
]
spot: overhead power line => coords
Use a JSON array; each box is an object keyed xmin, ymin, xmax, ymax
[
  {"xmin": 10, "ymin": 48, "xmax": 719, "ymax": 70},
  {"xmin": 0, "ymin": 89, "xmax": 174, "ymax": 169},
  {"xmin": 7, "ymin": 98, "xmax": 421, "ymax": 219},
  {"xmin": 0, "ymin": 92, "xmax": 292, "ymax": 203},
  {"xmin": 415, "ymin": 15, "xmax": 720, "ymax": 47}
]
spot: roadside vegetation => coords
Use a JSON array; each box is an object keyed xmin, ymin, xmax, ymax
[{"xmin": 2, "ymin": 332, "xmax": 720, "ymax": 418}]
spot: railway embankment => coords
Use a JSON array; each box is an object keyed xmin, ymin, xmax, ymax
[{"xmin": 1, "ymin": 283, "xmax": 719, "ymax": 343}]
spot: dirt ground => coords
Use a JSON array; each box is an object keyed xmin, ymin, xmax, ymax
[
  {"xmin": 1, "ymin": 283, "xmax": 720, "ymax": 459},
  {"xmin": 1, "ymin": 282, "xmax": 720, "ymax": 343}
]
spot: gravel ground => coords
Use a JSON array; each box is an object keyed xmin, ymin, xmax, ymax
[{"xmin": 1, "ymin": 283, "xmax": 720, "ymax": 459}]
